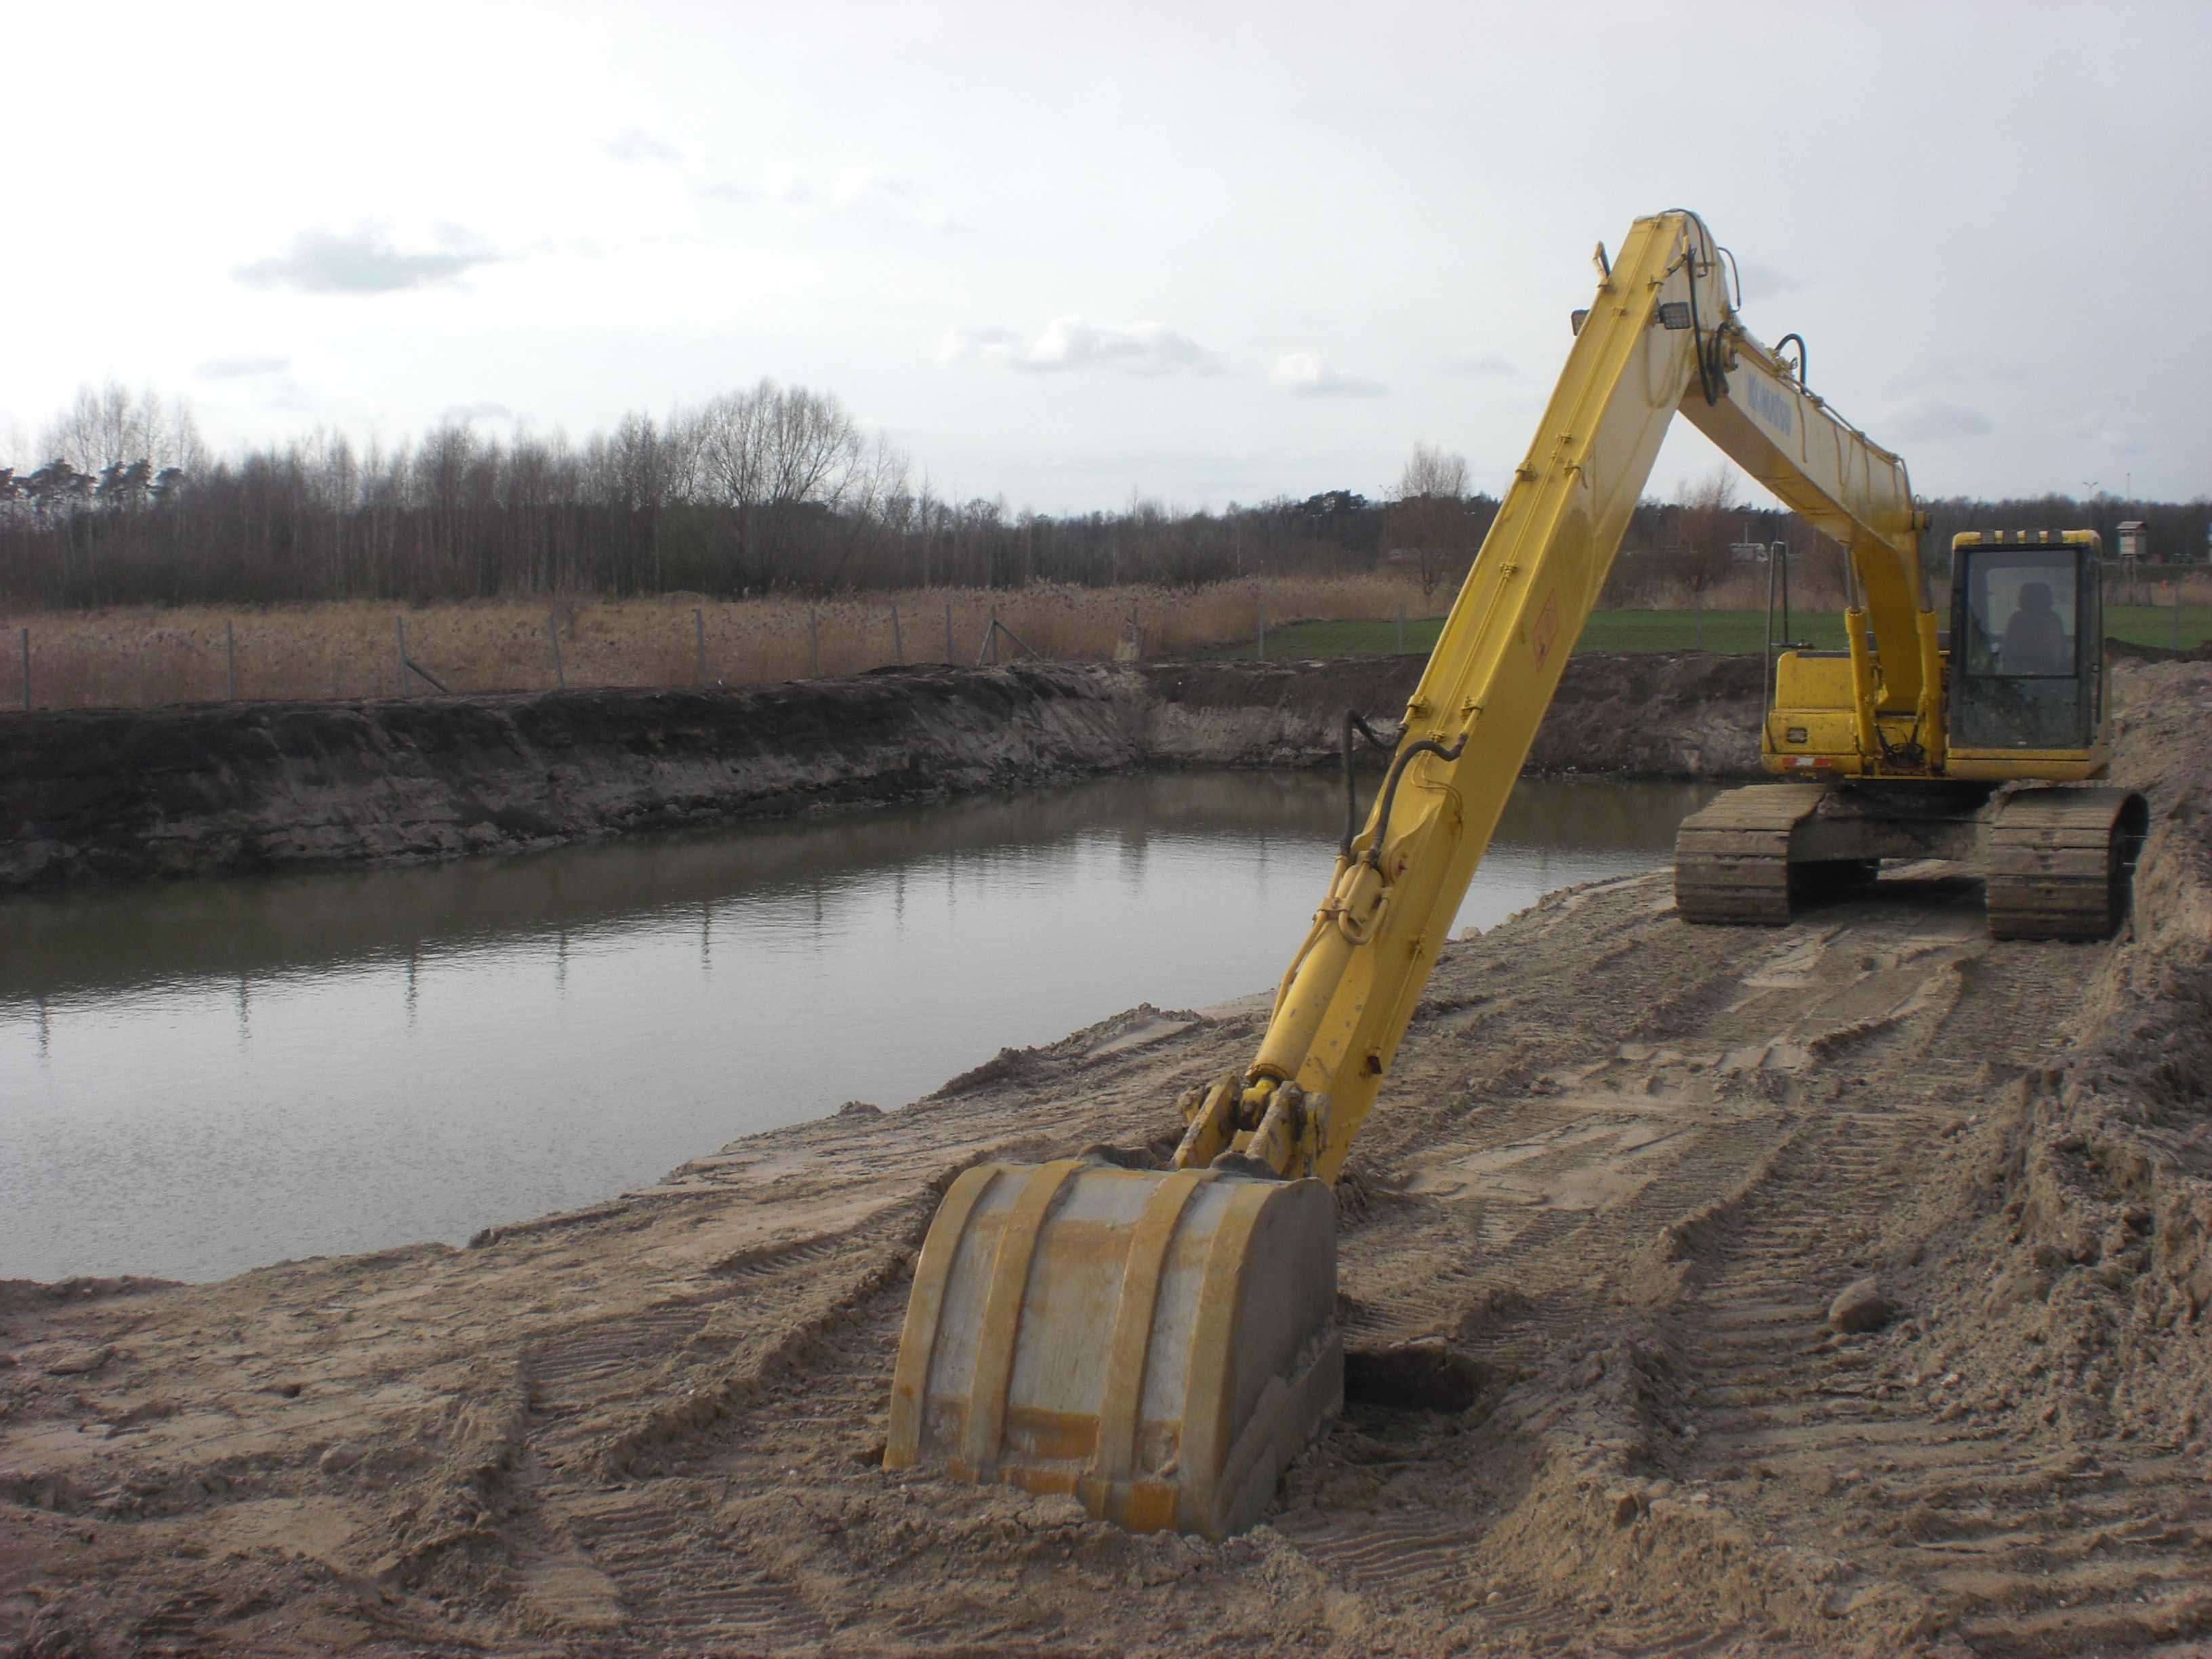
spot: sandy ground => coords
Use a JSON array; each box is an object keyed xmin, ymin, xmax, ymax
[{"xmin": 4, "ymin": 657, "xmax": 2210, "ymax": 1658}]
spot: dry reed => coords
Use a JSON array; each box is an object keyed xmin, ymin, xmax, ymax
[
  {"xmin": 9, "ymin": 567, "xmax": 2205, "ymax": 714},
  {"xmin": 0, "ymin": 575, "xmax": 1425, "ymax": 712}
]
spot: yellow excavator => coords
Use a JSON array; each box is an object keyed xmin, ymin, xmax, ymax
[{"xmin": 884, "ymin": 210, "xmax": 2148, "ymax": 1536}]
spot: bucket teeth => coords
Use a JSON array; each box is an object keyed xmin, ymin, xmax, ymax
[{"xmin": 885, "ymin": 1158, "xmax": 1340, "ymax": 1538}]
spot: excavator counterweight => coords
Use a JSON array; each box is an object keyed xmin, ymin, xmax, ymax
[{"xmin": 886, "ymin": 209, "xmax": 2147, "ymax": 1535}]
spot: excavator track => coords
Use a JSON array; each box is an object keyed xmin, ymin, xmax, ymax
[
  {"xmin": 1984, "ymin": 786, "xmax": 2149, "ymax": 941},
  {"xmin": 1671, "ymin": 784, "xmax": 1830, "ymax": 925}
]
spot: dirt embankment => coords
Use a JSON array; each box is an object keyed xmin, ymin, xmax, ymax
[
  {"xmin": 0, "ymin": 665, "xmax": 1139, "ymax": 891},
  {"xmin": 3, "ymin": 659, "xmax": 2207, "ymax": 1657},
  {"xmin": 1139, "ymin": 651, "xmax": 1762, "ymax": 775},
  {"xmin": 0, "ymin": 652, "xmax": 1763, "ymax": 891}
]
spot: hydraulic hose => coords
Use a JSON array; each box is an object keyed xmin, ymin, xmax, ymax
[
  {"xmin": 1776, "ymin": 332, "xmax": 1809, "ymax": 388},
  {"xmin": 1684, "ymin": 239, "xmax": 1719, "ymax": 407},
  {"xmin": 1339, "ymin": 710, "xmax": 1397, "ymax": 858},
  {"xmin": 1663, "ymin": 209, "xmax": 1724, "ymax": 407},
  {"xmin": 1363, "ymin": 734, "xmax": 1469, "ymax": 873}
]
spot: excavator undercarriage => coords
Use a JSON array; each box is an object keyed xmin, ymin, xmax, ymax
[{"xmin": 1674, "ymin": 783, "xmax": 2149, "ymax": 939}]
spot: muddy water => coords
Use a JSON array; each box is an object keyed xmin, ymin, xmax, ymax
[{"xmin": 0, "ymin": 774, "xmax": 1717, "ymax": 1282}]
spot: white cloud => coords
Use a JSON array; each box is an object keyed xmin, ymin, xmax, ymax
[
  {"xmin": 1442, "ymin": 351, "xmax": 1513, "ymax": 377},
  {"xmin": 605, "ymin": 128, "xmax": 679, "ymax": 164},
  {"xmin": 830, "ymin": 167, "xmax": 910, "ymax": 210},
  {"xmin": 762, "ymin": 164, "xmax": 812, "ymax": 205},
  {"xmin": 1734, "ymin": 259, "xmax": 1809, "ymax": 300},
  {"xmin": 441, "ymin": 401, "xmax": 514, "ymax": 426},
  {"xmin": 2057, "ymin": 404, "xmax": 2146, "ymax": 456},
  {"xmin": 942, "ymin": 316, "xmax": 1220, "ymax": 377},
  {"xmin": 720, "ymin": 163, "xmax": 961, "ymax": 232},
  {"xmin": 1271, "ymin": 352, "xmax": 1385, "ymax": 398},
  {"xmin": 1923, "ymin": 352, "xmax": 2020, "ymax": 384},
  {"xmin": 1885, "ymin": 399, "xmax": 1993, "ymax": 443},
  {"xmin": 937, "ymin": 326, "xmax": 1020, "ymax": 363},
  {"xmin": 197, "ymin": 355, "xmax": 289, "ymax": 380},
  {"xmin": 236, "ymin": 228, "xmax": 499, "ymax": 294}
]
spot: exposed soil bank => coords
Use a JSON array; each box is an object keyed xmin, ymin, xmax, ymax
[
  {"xmin": 3, "ymin": 657, "xmax": 2207, "ymax": 1657},
  {"xmin": 1139, "ymin": 650, "xmax": 1761, "ymax": 775},
  {"xmin": 0, "ymin": 652, "xmax": 1763, "ymax": 891},
  {"xmin": 0, "ymin": 664, "xmax": 1139, "ymax": 892}
]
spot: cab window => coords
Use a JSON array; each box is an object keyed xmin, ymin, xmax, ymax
[
  {"xmin": 1950, "ymin": 546, "xmax": 2095, "ymax": 750},
  {"xmin": 1961, "ymin": 550, "xmax": 2077, "ymax": 676}
]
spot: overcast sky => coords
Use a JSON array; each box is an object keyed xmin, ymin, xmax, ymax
[{"xmin": 6, "ymin": 0, "xmax": 2207, "ymax": 513}]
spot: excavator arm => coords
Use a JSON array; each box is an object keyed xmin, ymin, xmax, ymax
[
  {"xmin": 1178, "ymin": 211, "xmax": 1940, "ymax": 1183},
  {"xmin": 1186, "ymin": 211, "xmax": 1741, "ymax": 1182},
  {"xmin": 1677, "ymin": 281, "xmax": 1938, "ymax": 769},
  {"xmin": 884, "ymin": 210, "xmax": 1937, "ymax": 1538}
]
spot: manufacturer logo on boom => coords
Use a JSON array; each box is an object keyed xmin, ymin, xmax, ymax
[{"xmin": 1745, "ymin": 376, "xmax": 1795, "ymax": 436}]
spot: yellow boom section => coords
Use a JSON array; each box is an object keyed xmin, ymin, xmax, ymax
[
  {"xmin": 1680, "ymin": 301, "xmax": 1938, "ymax": 769},
  {"xmin": 886, "ymin": 209, "xmax": 1940, "ymax": 1540},
  {"xmin": 1202, "ymin": 212, "xmax": 1723, "ymax": 1182}
]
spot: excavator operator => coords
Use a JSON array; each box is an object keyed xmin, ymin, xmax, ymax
[{"xmin": 2003, "ymin": 581, "xmax": 2070, "ymax": 674}]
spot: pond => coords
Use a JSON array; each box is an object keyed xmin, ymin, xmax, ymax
[{"xmin": 0, "ymin": 773, "xmax": 1720, "ymax": 1282}]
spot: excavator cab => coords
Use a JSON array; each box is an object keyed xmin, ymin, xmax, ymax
[{"xmin": 1947, "ymin": 531, "xmax": 2106, "ymax": 764}]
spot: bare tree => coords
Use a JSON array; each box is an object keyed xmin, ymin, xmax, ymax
[
  {"xmin": 39, "ymin": 381, "xmax": 204, "ymax": 476},
  {"xmin": 1387, "ymin": 442, "xmax": 1475, "ymax": 599},
  {"xmin": 14, "ymin": 369, "xmax": 2194, "ymax": 618},
  {"xmin": 1670, "ymin": 466, "xmax": 1745, "ymax": 597},
  {"xmin": 693, "ymin": 379, "xmax": 863, "ymax": 590}
]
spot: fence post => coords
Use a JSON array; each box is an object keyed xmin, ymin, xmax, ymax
[
  {"xmin": 396, "ymin": 616, "xmax": 409, "ymax": 698},
  {"xmin": 548, "ymin": 613, "xmax": 565, "ymax": 689},
  {"xmin": 1257, "ymin": 600, "xmax": 1267, "ymax": 662},
  {"xmin": 808, "ymin": 607, "xmax": 820, "ymax": 676},
  {"xmin": 890, "ymin": 604, "xmax": 904, "ymax": 665},
  {"xmin": 944, "ymin": 600, "xmax": 954, "ymax": 665},
  {"xmin": 1395, "ymin": 604, "xmax": 1405, "ymax": 654},
  {"xmin": 2175, "ymin": 581, "xmax": 2184, "ymax": 651},
  {"xmin": 226, "ymin": 619, "xmax": 237, "ymax": 701},
  {"xmin": 694, "ymin": 607, "xmax": 707, "ymax": 684},
  {"xmin": 18, "ymin": 628, "xmax": 27, "ymax": 712},
  {"xmin": 1694, "ymin": 583, "xmax": 1704, "ymax": 651}
]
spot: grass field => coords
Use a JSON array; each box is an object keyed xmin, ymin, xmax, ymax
[{"xmin": 1221, "ymin": 603, "xmax": 2212, "ymax": 662}]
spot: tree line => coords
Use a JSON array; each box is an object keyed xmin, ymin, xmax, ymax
[{"xmin": 2, "ymin": 380, "xmax": 2203, "ymax": 611}]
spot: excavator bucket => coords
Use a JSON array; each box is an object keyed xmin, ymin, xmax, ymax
[{"xmin": 884, "ymin": 1155, "xmax": 1340, "ymax": 1538}]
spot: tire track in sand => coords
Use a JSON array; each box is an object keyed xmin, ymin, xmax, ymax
[{"xmin": 1657, "ymin": 933, "xmax": 2212, "ymax": 1655}]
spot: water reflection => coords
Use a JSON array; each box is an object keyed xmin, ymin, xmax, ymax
[{"xmin": 0, "ymin": 774, "xmax": 1717, "ymax": 1283}]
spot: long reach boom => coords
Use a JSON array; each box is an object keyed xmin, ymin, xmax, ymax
[{"xmin": 885, "ymin": 210, "xmax": 1946, "ymax": 1537}]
